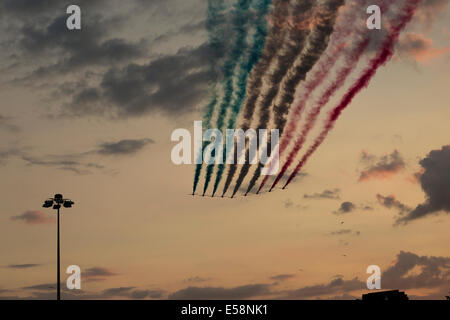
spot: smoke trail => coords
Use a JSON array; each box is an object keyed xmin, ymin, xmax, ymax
[
  {"xmin": 283, "ymin": 0, "xmax": 423, "ymax": 189},
  {"xmin": 270, "ymin": 38, "xmax": 370, "ymax": 191},
  {"xmin": 192, "ymin": 0, "xmax": 228, "ymax": 195},
  {"xmin": 257, "ymin": 1, "xmax": 364, "ymax": 193},
  {"xmin": 212, "ymin": 0, "xmax": 273, "ymax": 197},
  {"xmin": 221, "ymin": 0, "xmax": 291, "ymax": 197},
  {"xmin": 263, "ymin": 0, "xmax": 390, "ymax": 192},
  {"xmin": 245, "ymin": 0, "xmax": 345, "ymax": 195},
  {"xmin": 202, "ymin": 0, "xmax": 254, "ymax": 196},
  {"xmin": 231, "ymin": 0, "xmax": 316, "ymax": 197}
]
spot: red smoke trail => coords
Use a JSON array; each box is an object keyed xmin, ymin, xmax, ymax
[
  {"xmin": 282, "ymin": 0, "xmax": 422, "ymax": 189},
  {"xmin": 268, "ymin": 38, "xmax": 370, "ymax": 192}
]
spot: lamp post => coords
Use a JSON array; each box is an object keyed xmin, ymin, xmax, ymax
[{"xmin": 42, "ymin": 194, "xmax": 74, "ymax": 301}]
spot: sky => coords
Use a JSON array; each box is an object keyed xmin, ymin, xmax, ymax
[{"xmin": 0, "ymin": 0, "xmax": 449, "ymax": 300}]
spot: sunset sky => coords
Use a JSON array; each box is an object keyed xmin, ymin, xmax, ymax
[{"xmin": 0, "ymin": 0, "xmax": 449, "ymax": 300}]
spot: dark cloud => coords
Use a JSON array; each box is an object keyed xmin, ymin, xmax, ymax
[
  {"xmin": 281, "ymin": 277, "xmax": 364, "ymax": 299},
  {"xmin": 154, "ymin": 19, "xmax": 206, "ymax": 44},
  {"xmin": 7, "ymin": 264, "xmax": 41, "ymax": 269},
  {"xmin": 84, "ymin": 267, "xmax": 118, "ymax": 282},
  {"xmin": 382, "ymin": 251, "xmax": 450, "ymax": 290},
  {"xmin": 376, "ymin": 194, "xmax": 411, "ymax": 215},
  {"xmin": 16, "ymin": 284, "xmax": 164, "ymax": 300},
  {"xmin": 23, "ymin": 283, "xmax": 56, "ymax": 291},
  {"xmin": 10, "ymin": 211, "xmax": 54, "ymax": 225},
  {"xmin": 185, "ymin": 276, "xmax": 211, "ymax": 283},
  {"xmin": 99, "ymin": 286, "xmax": 164, "ymax": 299},
  {"xmin": 397, "ymin": 145, "xmax": 450, "ymax": 224},
  {"xmin": 20, "ymin": 15, "xmax": 146, "ymax": 77},
  {"xmin": 128, "ymin": 289, "xmax": 164, "ymax": 299},
  {"xmin": 1, "ymin": 1, "xmax": 144, "ymax": 79},
  {"xmin": 359, "ymin": 150, "xmax": 405, "ymax": 182},
  {"xmin": 415, "ymin": 0, "xmax": 450, "ymax": 29},
  {"xmin": 0, "ymin": 0, "xmax": 107, "ymax": 17},
  {"xmin": 270, "ymin": 274, "xmax": 296, "ymax": 282},
  {"xmin": 328, "ymin": 229, "xmax": 360, "ymax": 236},
  {"xmin": 304, "ymin": 188, "xmax": 340, "ymax": 200},
  {"xmin": 97, "ymin": 138, "xmax": 154, "ymax": 156},
  {"xmin": 334, "ymin": 202, "xmax": 356, "ymax": 215},
  {"xmin": 1, "ymin": 0, "xmax": 212, "ymax": 120},
  {"xmin": 13, "ymin": 138, "xmax": 153, "ymax": 175},
  {"xmin": 0, "ymin": 115, "xmax": 20, "ymax": 132},
  {"xmin": 0, "ymin": 148, "xmax": 21, "ymax": 165},
  {"xmin": 168, "ymin": 284, "xmax": 272, "ymax": 300},
  {"xmin": 101, "ymin": 287, "xmax": 135, "ymax": 296},
  {"xmin": 21, "ymin": 154, "xmax": 104, "ymax": 175},
  {"xmin": 67, "ymin": 44, "xmax": 214, "ymax": 118}
]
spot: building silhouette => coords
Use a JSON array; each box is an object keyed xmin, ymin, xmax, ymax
[{"xmin": 362, "ymin": 290, "xmax": 409, "ymax": 301}]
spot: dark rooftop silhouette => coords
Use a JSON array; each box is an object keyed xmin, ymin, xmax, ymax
[{"xmin": 362, "ymin": 290, "xmax": 409, "ymax": 301}]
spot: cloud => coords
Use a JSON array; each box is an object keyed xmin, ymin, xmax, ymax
[
  {"xmin": 17, "ymin": 283, "xmax": 164, "ymax": 300},
  {"xmin": 99, "ymin": 287, "xmax": 164, "ymax": 299},
  {"xmin": 128, "ymin": 289, "xmax": 164, "ymax": 299},
  {"xmin": 1, "ymin": 0, "xmax": 210, "ymax": 121},
  {"xmin": 0, "ymin": 148, "xmax": 22, "ymax": 165},
  {"xmin": 101, "ymin": 287, "xmax": 135, "ymax": 297},
  {"xmin": 0, "ymin": 0, "xmax": 107, "ymax": 17},
  {"xmin": 414, "ymin": 0, "xmax": 450, "ymax": 29},
  {"xmin": 376, "ymin": 194, "xmax": 411, "ymax": 215},
  {"xmin": 382, "ymin": 251, "xmax": 450, "ymax": 291},
  {"xmin": 10, "ymin": 211, "xmax": 54, "ymax": 225},
  {"xmin": 96, "ymin": 138, "xmax": 154, "ymax": 156},
  {"xmin": 5, "ymin": 251, "xmax": 449, "ymax": 300},
  {"xmin": 328, "ymin": 229, "xmax": 360, "ymax": 236},
  {"xmin": 168, "ymin": 284, "xmax": 272, "ymax": 300},
  {"xmin": 304, "ymin": 188, "xmax": 340, "ymax": 200},
  {"xmin": 7, "ymin": 264, "xmax": 41, "ymax": 269},
  {"xmin": 12, "ymin": 138, "xmax": 153, "ymax": 175},
  {"xmin": 23, "ymin": 283, "xmax": 56, "ymax": 291},
  {"xmin": 66, "ymin": 43, "xmax": 214, "ymax": 118},
  {"xmin": 397, "ymin": 32, "xmax": 450, "ymax": 63},
  {"xmin": 21, "ymin": 154, "xmax": 104, "ymax": 175},
  {"xmin": 333, "ymin": 202, "xmax": 356, "ymax": 215},
  {"xmin": 281, "ymin": 277, "xmax": 364, "ymax": 299},
  {"xmin": 397, "ymin": 145, "xmax": 450, "ymax": 224},
  {"xmin": 84, "ymin": 267, "xmax": 118, "ymax": 282},
  {"xmin": 0, "ymin": 115, "xmax": 20, "ymax": 132},
  {"xmin": 270, "ymin": 274, "xmax": 296, "ymax": 282},
  {"xmin": 185, "ymin": 276, "xmax": 211, "ymax": 283},
  {"xmin": 359, "ymin": 150, "xmax": 405, "ymax": 182},
  {"xmin": 19, "ymin": 15, "xmax": 145, "ymax": 76},
  {"xmin": 1, "ymin": 1, "xmax": 144, "ymax": 83}
]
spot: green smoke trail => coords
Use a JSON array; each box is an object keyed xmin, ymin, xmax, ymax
[
  {"xmin": 211, "ymin": 0, "xmax": 273, "ymax": 197},
  {"xmin": 202, "ymin": 0, "xmax": 254, "ymax": 196},
  {"xmin": 192, "ymin": 0, "xmax": 227, "ymax": 195}
]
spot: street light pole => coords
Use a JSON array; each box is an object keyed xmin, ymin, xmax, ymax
[
  {"xmin": 57, "ymin": 205, "xmax": 60, "ymax": 301},
  {"xmin": 42, "ymin": 194, "xmax": 74, "ymax": 301}
]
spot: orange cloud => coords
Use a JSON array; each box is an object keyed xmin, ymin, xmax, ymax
[
  {"xmin": 10, "ymin": 210, "xmax": 54, "ymax": 225},
  {"xmin": 397, "ymin": 33, "xmax": 450, "ymax": 63},
  {"xmin": 359, "ymin": 150, "xmax": 405, "ymax": 182}
]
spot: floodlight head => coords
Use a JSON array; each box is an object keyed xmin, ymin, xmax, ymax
[
  {"xmin": 53, "ymin": 204, "xmax": 61, "ymax": 210},
  {"xmin": 63, "ymin": 200, "xmax": 74, "ymax": 208},
  {"xmin": 54, "ymin": 194, "xmax": 64, "ymax": 204},
  {"xmin": 43, "ymin": 199, "xmax": 54, "ymax": 208}
]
